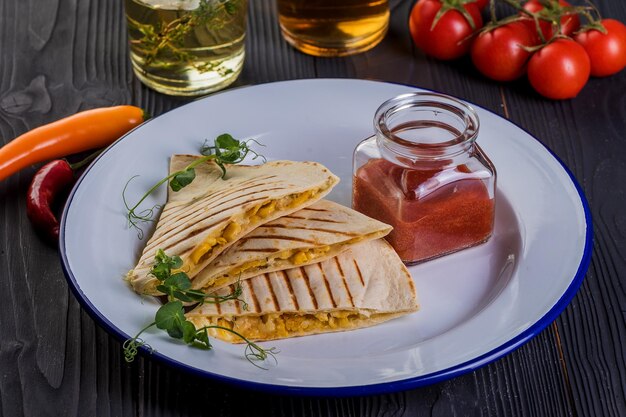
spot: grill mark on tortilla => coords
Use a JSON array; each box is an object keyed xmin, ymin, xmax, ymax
[
  {"xmin": 407, "ymin": 275, "xmax": 417, "ymax": 296},
  {"xmin": 337, "ymin": 261, "xmax": 355, "ymax": 307},
  {"xmin": 300, "ymin": 207, "xmax": 330, "ymax": 213},
  {"xmin": 147, "ymin": 195, "xmax": 272, "ymax": 254},
  {"xmin": 145, "ymin": 217, "xmax": 229, "ymax": 254},
  {"xmin": 318, "ymin": 263, "xmax": 337, "ymax": 308},
  {"xmin": 282, "ymin": 270, "xmax": 300, "ymax": 310},
  {"xmin": 282, "ymin": 215, "xmax": 344, "ymax": 224},
  {"xmin": 199, "ymin": 186, "xmax": 286, "ymax": 215},
  {"xmin": 265, "ymin": 274, "xmax": 280, "ymax": 311},
  {"xmin": 256, "ymin": 223, "xmax": 356, "ymax": 237},
  {"xmin": 146, "ymin": 219, "xmax": 225, "ymax": 253},
  {"xmin": 241, "ymin": 174, "xmax": 278, "ymax": 184},
  {"xmin": 156, "ymin": 184, "xmax": 285, "ymax": 235},
  {"xmin": 160, "ymin": 175, "xmax": 276, "ymax": 215},
  {"xmin": 153, "ymin": 207, "xmax": 224, "ymax": 238},
  {"xmin": 140, "ymin": 180, "xmax": 285, "ymax": 263},
  {"xmin": 216, "ymin": 298, "xmax": 222, "ymax": 314},
  {"xmin": 352, "ymin": 259, "xmax": 365, "ymax": 287},
  {"xmin": 199, "ymin": 186, "xmax": 285, "ymax": 215},
  {"xmin": 247, "ymin": 279, "xmax": 261, "ymax": 312},
  {"xmin": 299, "ymin": 267, "xmax": 318, "ymax": 309},
  {"xmin": 234, "ymin": 295, "xmax": 241, "ymax": 315},
  {"xmin": 333, "ymin": 257, "xmax": 346, "ymax": 283},
  {"xmin": 238, "ymin": 248, "xmax": 280, "ymax": 253},
  {"xmin": 298, "ymin": 227, "xmax": 357, "ymax": 236},
  {"xmin": 187, "ymin": 179, "xmax": 283, "ymax": 210},
  {"xmin": 238, "ymin": 235, "xmax": 318, "ymax": 245},
  {"xmin": 149, "ymin": 174, "xmax": 329, "ymax": 255},
  {"xmin": 157, "ymin": 178, "xmax": 284, "ymax": 229}
]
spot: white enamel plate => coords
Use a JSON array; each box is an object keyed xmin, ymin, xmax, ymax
[{"xmin": 60, "ymin": 79, "xmax": 592, "ymax": 396}]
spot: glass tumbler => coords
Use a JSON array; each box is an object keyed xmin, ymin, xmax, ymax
[
  {"xmin": 276, "ymin": 0, "xmax": 389, "ymax": 57},
  {"xmin": 124, "ymin": 0, "xmax": 248, "ymax": 96}
]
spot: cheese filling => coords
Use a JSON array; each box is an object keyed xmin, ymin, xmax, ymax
[
  {"xmin": 201, "ymin": 234, "xmax": 369, "ymax": 291},
  {"xmin": 190, "ymin": 236, "xmax": 227, "ymax": 264},
  {"xmin": 201, "ymin": 311, "xmax": 373, "ymax": 342},
  {"xmin": 188, "ymin": 185, "xmax": 329, "ymax": 266},
  {"xmin": 202, "ymin": 246, "xmax": 333, "ymax": 290}
]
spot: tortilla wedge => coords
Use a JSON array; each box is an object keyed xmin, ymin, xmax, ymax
[
  {"xmin": 127, "ymin": 155, "xmax": 339, "ymax": 295},
  {"xmin": 186, "ymin": 239, "xmax": 419, "ymax": 343},
  {"xmin": 191, "ymin": 199, "xmax": 392, "ymax": 293}
]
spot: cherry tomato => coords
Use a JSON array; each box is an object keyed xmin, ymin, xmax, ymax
[
  {"xmin": 521, "ymin": 0, "xmax": 580, "ymax": 43},
  {"xmin": 409, "ymin": 0, "xmax": 483, "ymax": 60},
  {"xmin": 471, "ymin": 22, "xmax": 535, "ymax": 81},
  {"xmin": 573, "ymin": 19, "xmax": 626, "ymax": 77},
  {"xmin": 527, "ymin": 39, "xmax": 590, "ymax": 100}
]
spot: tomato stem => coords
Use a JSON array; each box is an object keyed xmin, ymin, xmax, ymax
[
  {"xmin": 489, "ymin": 0, "xmax": 497, "ymax": 23},
  {"xmin": 431, "ymin": 0, "xmax": 480, "ymax": 31},
  {"xmin": 575, "ymin": 0, "xmax": 607, "ymax": 34}
]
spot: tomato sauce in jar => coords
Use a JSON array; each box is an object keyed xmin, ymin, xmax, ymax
[{"xmin": 352, "ymin": 93, "xmax": 496, "ymax": 264}]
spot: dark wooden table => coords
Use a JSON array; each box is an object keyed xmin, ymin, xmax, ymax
[{"xmin": 1, "ymin": 0, "xmax": 625, "ymax": 416}]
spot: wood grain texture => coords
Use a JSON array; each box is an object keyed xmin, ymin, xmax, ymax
[
  {"xmin": 0, "ymin": 0, "xmax": 624, "ymax": 416},
  {"xmin": 498, "ymin": 2, "xmax": 626, "ymax": 415}
]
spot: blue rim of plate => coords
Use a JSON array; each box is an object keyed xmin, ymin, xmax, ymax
[{"xmin": 59, "ymin": 79, "xmax": 593, "ymax": 397}]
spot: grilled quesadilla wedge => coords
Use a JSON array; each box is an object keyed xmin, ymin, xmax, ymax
[
  {"xmin": 127, "ymin": 155, "xmax": 339, "ymax": 295},
  {"xmin": 192, "ymin": 199, "xmax": 392, "ymax": 293},
  {"xmin": 186, "ymin": 239, "xmax": 418, "ymax": 342}
]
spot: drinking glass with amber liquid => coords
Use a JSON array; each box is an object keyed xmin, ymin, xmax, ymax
[
  {"xmin": 124, "ymin": 0, "xmax": 247, "ymax": 96},
  {"xmin": 277, "ymin": 0, "xmax": 389, "ymax": 57}
]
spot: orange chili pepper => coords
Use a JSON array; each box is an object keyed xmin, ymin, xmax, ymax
[{"xmin": 0, "ymin": 105, "xmax": 145, "ymax": 182}]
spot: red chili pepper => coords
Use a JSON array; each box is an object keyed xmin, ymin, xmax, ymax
[
  {"xmin": 26, "ymin": 160, "xmax": 75, "ymax": 243},
  {"xmin": 26, "ymin": 151, "xmax": 101, "ymax": 244}
]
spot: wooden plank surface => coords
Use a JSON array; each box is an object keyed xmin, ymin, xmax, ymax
[{"xmin": 0, "ymin": 0, "xmax": 624, "ymax": 416}]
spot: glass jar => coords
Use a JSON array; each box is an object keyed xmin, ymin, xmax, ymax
[{"xmin": 352, "ymin": 92, "xmax": 496, "ymax": 265}]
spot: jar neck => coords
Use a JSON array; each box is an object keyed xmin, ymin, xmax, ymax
[{"xmin": 374, "ymin": 92, "xmax": 479, "ymax": 168}]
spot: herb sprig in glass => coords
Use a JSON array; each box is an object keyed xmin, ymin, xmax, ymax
[{"xmin": 127, "ymin": 0, "xmax": 242, "ymax": 74}]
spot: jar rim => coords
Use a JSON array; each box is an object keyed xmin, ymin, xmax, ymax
[{"xmin": 374, "ymin": 92, "xmax": 480, "ymax": 153}]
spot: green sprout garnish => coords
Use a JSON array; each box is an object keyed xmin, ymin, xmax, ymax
[
  {"xmin": 123, "ymin": 250, "xmax": 278, "ymax": 368},
  {"xmin": 123, "ymin": 133, "xmax": 264, "ymax": 239}
]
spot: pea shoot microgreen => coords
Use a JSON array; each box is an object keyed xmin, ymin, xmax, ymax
[
  {"xmin": 123, "ymin": 133, "xmax": 264, "ymax": 239},
  {"xmin": 123, "ymin": 249, "xmax": 278, "ymax": 368}
]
